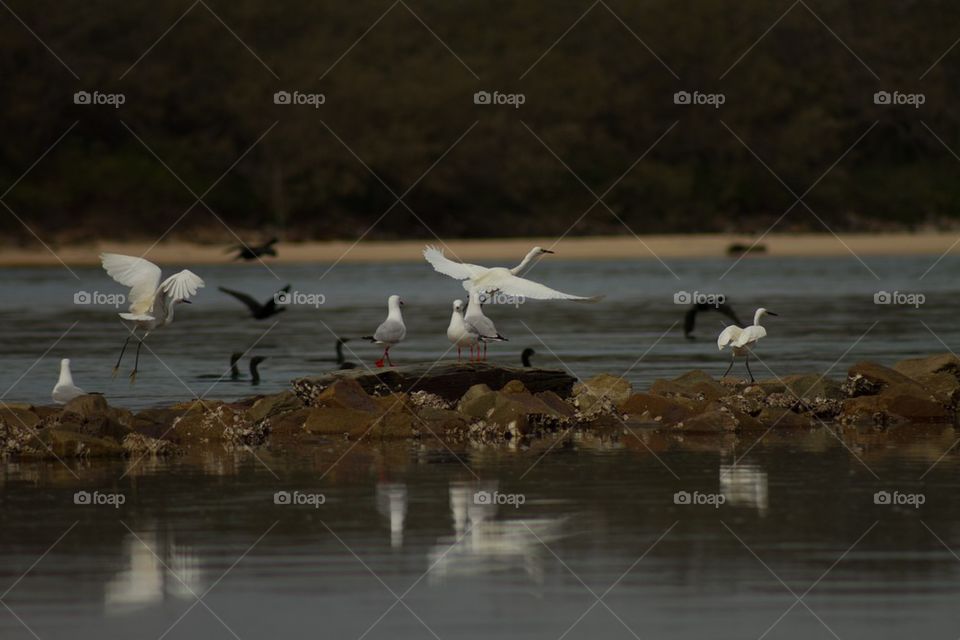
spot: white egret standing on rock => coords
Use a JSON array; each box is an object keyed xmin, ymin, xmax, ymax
[
  {"xmin": 464, "ymin": 290, "xmax": 507, "ymax": 361},
  {"xmin": 52, "ymin": 358, "xmax": 85, "ymax": 404},
  {"xmin": 422, "ymin": 245, "xmax": 600, "ymax": 301},
  {"xmin": 101, "ymin": 253, "xmax": 205, "ymax": 382},
  {"xmin": 363, "ymin": 295, "xmax": 406, "ymax": 367},
  {"xmin": 717, "ymin": 307, "xmax": 778, "ymax": 383},
  {"xmin": 447, "ymin": 299, "xmax": 478, "ymax": 362}
]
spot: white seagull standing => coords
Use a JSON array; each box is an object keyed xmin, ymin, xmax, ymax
[
  {"xmin": 363, "ymin": 294, "xmax": 406, "ymax": 367},
  {"xmin": 52, "ymin": 358, "xmax": 86, "ymax": 404},
  {"xmin": 717, "ymin": 307, "xmax": 778, "ymax": 383},
  {"xmin": 101, "ymin": 253, "xmax": 205, "ymax": 381},
  {"xmin": 447, "ymin": 299, "xmax": 479, "ymax": 362},
  {"xmin": 464, "ymin": 290, "xmax": 507, "ymax": 361},
  {"xmin": 422, "ymin": 245, "xmax": 599, "ymax": 301}
]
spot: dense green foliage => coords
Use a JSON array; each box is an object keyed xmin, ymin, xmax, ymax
[{"xmin": 2, "ymin": 0, "xmax": 959, "ymax": 242}]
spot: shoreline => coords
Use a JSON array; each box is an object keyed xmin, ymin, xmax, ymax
[{"xmin": 2, "ymin": 232, "xmax": 958, "ymax": 266}]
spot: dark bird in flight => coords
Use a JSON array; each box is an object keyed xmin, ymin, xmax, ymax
[
  {"xmin": 684, "ymin": 302, "xmax": 742, "ymax": 339},
  {"xmin": 521, "ymin": 348, "xmax": 535, "ymax": 367},
  {"xmin": 219, "ymin": 284, "xmax": 290, "ymax": 319},
  {"xmin": 230, "ymin": 237, "xmax": 279, "ymax": 261}
]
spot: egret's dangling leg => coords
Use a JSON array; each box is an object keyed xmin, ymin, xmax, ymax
[
  {"xmin": 130, "ymin": 332, "xmax": 149, "ymax": 383},
  {"xmin": 721, "ymin": 354, "xmax": 735, "ymax": 379},
  {"xmin": 745, "ymin": 353, "xmax": 755, "ymax": 383},
  {"xmin": 113, "ymin": 333, "xmax": 134, "ymax": 377}
]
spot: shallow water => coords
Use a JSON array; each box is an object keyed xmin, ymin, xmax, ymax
[
  {"xmin": 2, "ymin": 429, "xmax": 959, "ymax": 639},
  {"xmin": 2, "ymin": 253, "xmax": 958, "ymax": 409}
]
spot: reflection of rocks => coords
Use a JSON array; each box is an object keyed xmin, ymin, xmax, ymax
[
  {"xmin": 720, "ymin": 464, "xmax": 769, "ymax": 515},
  {"xmin": 5, "ymin": 358, "xmax": 960, "ymax": 460}
]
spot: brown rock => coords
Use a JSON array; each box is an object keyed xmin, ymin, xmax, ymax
[
  {"xmin": 268, "ymin": 408, "xmax": 314, "ymax": 438},
  {"xmin": 303, "ymin": 407, "xmax": 376, "ymax": 438},
  {"xmin": 502, "ymin": 380, "xmax": 528, "ymax": 394},
  {"xmin": 651, "ymin": 370, "xmax": 726, "ymax": 401},
  {"xmin": 535, "ymin": 391, "xmax": 577, "ymax": 418},
  {"xmin": 675, "ymin": 408, "xmax": 739, "ymax": 433},
  {"xmin": 314, "ymin": 379, "xmax": 378, "ymax": 412},
  {"xmin": 417, "ymin": 407, "xmax": 469, "ymax": 432},
  {"xmin": 246, "ymin": 391, "xmax": 304, "ymax": 423},
  {"xmin": 894, "ymin": 353, "xmax": 960, "ymax": 381},
  {"xmin": 840, "ymin": 383, "xmax": 949, "ymax": 425},
  {"xmin": 0, "ymin": 405, "xmax": 41, "ymax": 430},
  {"xmin": 457, "ymin": 384, "xmax": 497, "ymax": 419},
  {"xmin": 756, "ymin": 407, "xmax": 812, "ymax": 429},
  {"xmin": 619, "ymin": 393, "xmax": 695, "ymax": 425},
  {"xmin": 38, "ymin": 429, "xmax": 123, "ymax": 458},
  {"xmin": 844, "ymin": 361, "xmax": 918, "ymax": 396},
  {"xmin": 573, "ymin": 374, "xmax": 632, "ymax": 413}
]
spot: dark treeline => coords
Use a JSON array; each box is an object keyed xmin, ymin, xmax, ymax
[{"xmin": 2, "ymin": 0, "xmax": 960, "ymax": 243}]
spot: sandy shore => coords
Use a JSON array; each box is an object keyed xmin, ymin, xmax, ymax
[{"xmin": 2, "ymin": 232, "xmax": 957, "ymax": 266}]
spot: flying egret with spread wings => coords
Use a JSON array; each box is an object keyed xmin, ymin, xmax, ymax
[
  {"xmin": 101, "ymin": 253, "xmax": 205, "ymax": 381},
  {"xmin": 717, "ymin": 307, "xmax": 778, "ymax": 383},
  {"xmin": 422, "ymin": 245, "xmax": 600, "ymax": 301}
]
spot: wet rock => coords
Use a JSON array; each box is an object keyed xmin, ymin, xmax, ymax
[
  {"xmin": 843, "ymin": 361, "xmax": 919, "ymax": 397},
  {"xmin": 38, "ymin": 428, "xmax": 123, "ymax": 458},
  {"xmin": 912, "ymin": 372, "xmax": 960, "ymax": 409},
  {"xmin": 894, "ymin": 353, "xmax": 960, "ymax": 381},
  {"xmin": 651, "ymin": 370, "xmax": 726, "ymax": 402},
  {"xmin": 417, "ymin": 407, "xmax": 469, "ymax": 432},
  {"xmin": 457, "ymin": 384, "xmax": 497, "ymax": 420},
  {"xmin": 535, "ymin": 391, "xmax": 577, "ymax": 418},
  {"xmin": 756, "ymin": 407, "xmax": 813, "ymax": 429},
  {"xmin": 313, "ymin": 379, "xmax": 378, "ymax": 412},
  {"xmin": 268, "ymin": 408, "xmax": 314, "ymax": 438},
  {"xmin": 572, "ymin": 374, "xmax": 632, "ymax": 414},
  {"xmin": 294, "ymin": 363, "xmax": 576, "ymax": 403},
  {"xmin": 303, "ymin": 407, "xmax": 377, "ymax": 438},
  {"xmin": 131, "ymin": 408, "xmax": 186, "ymax": 439},
  {"xmin": 619, "ymin": 393, "xmax": 696, "ymax": 425},
  {"xmin": 675, "ymin": 407, "xmax": 739, "ymax": 433},
  {"xmin": 62, "ymin": 394, "xmax": 109, "ymax": 417},
  {"xmin": 170, "ymin": 403, "xmax": 253, "ymax": 444},
  {"xmin": 122, "ymin": 433, "xmax": 180, "ymax": 456},
  {"xmin": 840, "ymin": 383, "xmax": 949, "ymax": 425},
  {"xmin": 0, "ymin": 404, "xmax": 41, "ymax": 430},
  {"xmin": 408, "ymin": 390, "xmax": 450, "ymax": 410},
  {"xmin": 246, "ymin": 391, "xmax": 304, "ymax": 424}
]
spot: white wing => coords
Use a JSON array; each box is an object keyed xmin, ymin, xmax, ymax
[
  {"xmin": 473, "ymin": 273, "xmax": 601, "ymax": 301},
  {"xmin": 101, "ymin": 254, "xmax": 162, "ymax": 315},
  {"xmin": 374, "ymin": 319, "xmax": 406, "ymax": 344},
  {"xmin": 52, "ymin": 383, "xmax": 85, "ymax": 404},
  {"xmin": 159, "ymin": 270, "xmax": 205, "ymax": 302},
  {"xmin": 717, "ymin": 325, "xmax": 742, "ymax": 350},
  {"xmin": 733, "ymin": 325, "xmax": 766, "ymax": 348},
  {"xmin": 423, "ymin": 246, "xmax": 486, "ymax": 281}
]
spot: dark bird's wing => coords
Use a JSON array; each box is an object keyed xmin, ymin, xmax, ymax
[
  {"xmin": 260, "ymin": 285, "xmax": 291, "ymax": 315},
  {"xmin": 218, "ymin": 286, "xmax": 263, "ymax": 315},
  {"xmin": 717, "ymin": 302, "xmax": 742, "ymax": 327}
]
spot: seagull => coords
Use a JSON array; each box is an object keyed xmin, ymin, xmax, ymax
[
  {"xmin": 447, "ymin": 299, "xmax": 479, "ymax": 362},
  {"xmin": 334, "ymin": 338, "xmax": 357, "ymax": 370},
  {"xmin": 521, "ymin": 348, "xmax": 535, "ymax": 368},
  {"xmin": 363, "ymin": 295, "xmax": 406, "ymax": 367},
  {"xmin": 229, "ymin": 237, "xmax": 278, "ymax": 261},
  {"xmin": 464, "ymin": 290, "xmax": 507, "ymax": 361},
  {"xmin": 101, "ymin": 253, "xmax": 204, "ymax": 382},
  {"xmin": 249, "ymin": 356, "xmax": 266, "ymax": 385},
  {"xmin": 717, "ymin": 307, "xmax": 778, "ymax": 383},
  {"xmin": 52, "ymin": 358, "xmax": 85, "ymax": 404},
  {"xmin": 422, "ymin": 245, "xmax": 599, "ymax": 301},
  {"xmin": 218, "ymin": 284, "xmax": 290, "ymax": 319},
  {"xmin": 685, "ymin": 301, "xmax": 742, "ymax": 339}
]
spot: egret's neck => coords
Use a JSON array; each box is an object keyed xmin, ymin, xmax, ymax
[
  {"xmin": 58, "ymin": 362, "xmax": 73, "ymax": 386},
  {"xmin": 510, "ymin": 249, "xmax": 541, "ymax": 276},
  {"xmin": 753, "ymin": 310, "xmax": 764, "ymax": 326}
]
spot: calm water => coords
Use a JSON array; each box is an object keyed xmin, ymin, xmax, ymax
[
  {"xmin": 2, "ymin": 431, "xmax": 959, "ymax": 639},
  {"xmin": 1, "ymin": 254, "xmax": 959, "ymax": 409}
]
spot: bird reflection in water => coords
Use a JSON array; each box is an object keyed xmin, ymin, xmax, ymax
[
  {"xmin": 375, "ymin": 481, "xmax": 408, "ymax": 549},
  {"xmin": 719, "ymin": 463, "xmax": 769, "ymax": 515}
]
